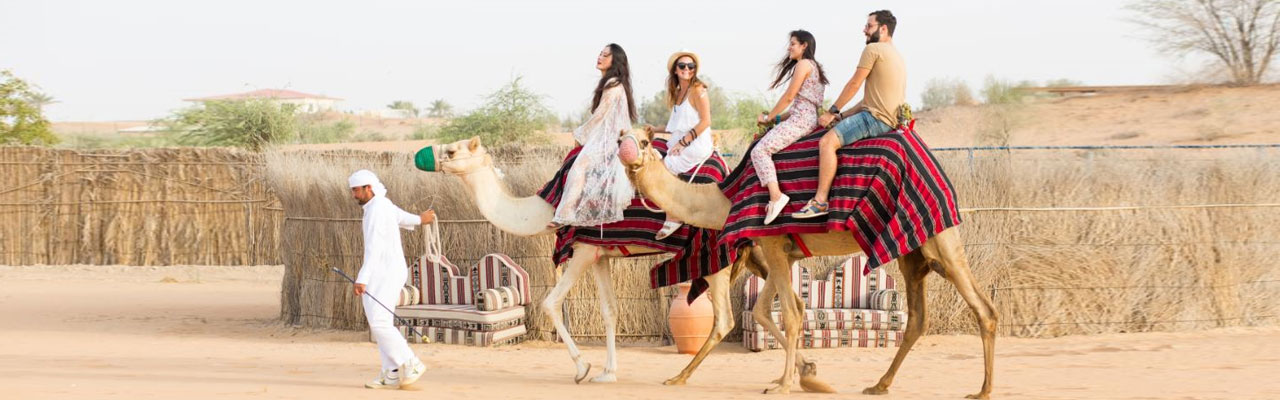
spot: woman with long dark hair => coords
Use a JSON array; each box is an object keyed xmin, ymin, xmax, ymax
[
  {"xmin": 752, "ymin": 30, "xmax": 828, "ymax": 224},
  {"xmin": 551, "ymin": 43, "xmax": 638, "ymax": 227}
]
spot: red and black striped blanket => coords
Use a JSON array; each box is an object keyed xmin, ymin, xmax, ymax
[
  {"xmin": 710, "ymin": 125, "xmax": 962, "ymax": 275},
  {"xmin": 537, "ymin": 140, "xmax": 732, "ymax": 287}
]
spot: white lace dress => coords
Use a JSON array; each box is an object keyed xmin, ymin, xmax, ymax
[{"xmin": 552, "ymin": 82, "xmax": 636, "ymax": 226}]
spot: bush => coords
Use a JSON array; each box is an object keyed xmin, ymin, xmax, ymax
[
  {"xmin": 981, "ymin": 75, "xmax": 1033, "ymax": 105},
  {"xmin": 434, "ymin": 77, "xmax": 553, "ymax": 144},
  {"xmin": 295, "ymin": 115, "xmax": 354, "ymax": 144},
  {"xmin": 160, "ymin": 100, "xmax": 297, "ymax": 151},
  {"xmin": 921, "ymin": 77, "xmax": 977, "ymax": 110}
]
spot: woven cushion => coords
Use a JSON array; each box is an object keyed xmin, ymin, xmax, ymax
[
  {"xmin": 869, "ymin": 289, "xmax": 904, "ymax": 311},
  {"xmin": 469, "ymin": 254, "xmax": 531, "ymax": 304},
  {"xmin": 743, "ymin": 263, "xmax": 810, "ymax": 310},
  {"xmin": 742, "ymin": 329, "xmax": 903, "ymax": 351},
  {"xmin": 742, "ymin": 308, "xmax": 907, "ymax": 332},
  {"xmin": 476, "ymin": 286, "xmax": 521, "ymax": 311},
  {"xmin": 396, "ymin": 304, "xmax": 525, "ymax": 332},
  {"xmin": 410, "ymin": 255, "xmax": 473, "ymax": 305},
  {"xmin": 397, "ymin": 285, "xmax": 421, "ymax": 307},
  {"xmin": 824, "ymin": 255, "xmax": 896, "ymax": 309},
  {"xmin": 741, "ymin": 255, "xmax": 898, "ymax": 311},
  {"xmin": 397, "ymin": 324, "xmax": 527, "ymax": 347}
]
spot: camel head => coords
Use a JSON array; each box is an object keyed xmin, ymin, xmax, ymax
[
  {"xmin": 415, "ymin": 136, "xmax": 490, "ymax": 175},
  {"xmin": 617, "ymin": 126, "xmax": 661, "ymax": 173}
]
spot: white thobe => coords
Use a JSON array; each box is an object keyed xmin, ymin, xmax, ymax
[{"xmin": 357, "ymin": 195, "xmax": 422, "ymax": 371}]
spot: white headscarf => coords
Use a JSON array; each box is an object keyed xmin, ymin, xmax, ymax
[{"xmin": 348, "ymin": 169, "xmax": 388, "ymax": 197}]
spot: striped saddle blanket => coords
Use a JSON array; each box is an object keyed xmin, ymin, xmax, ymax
[{"xmin": 537, "ymin": 140, "xmax": 733, "ymax": 289}]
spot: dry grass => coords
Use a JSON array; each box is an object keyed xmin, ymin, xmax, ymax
[{"xmin": 0, "ymin": 147, "xmax": 280, "ymax": 266}]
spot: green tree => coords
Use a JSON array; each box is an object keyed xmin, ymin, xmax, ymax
[
  {"xmin": 0, "ymin": 70, "xmax": 58, "ymax": 145},
  {"xmin": 387, "ymin": 100, "xmax": 419, "ymax": 117},
  {"xmin": 434, "ymin": 77, "xmax": 553, "ymax": 144},
  {"xmin": 160, "ymin": 100, "xmax": 297, "ymax": 151},
  {"xmin": 427, "ymin": 99, "xmax": 454, "ymax": 118},
  {"xmin": 638, "ymin": 89, "xmax": 671, "ymax": 126}
]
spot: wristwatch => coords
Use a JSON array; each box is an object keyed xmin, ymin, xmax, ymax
[{"xmin": 828, "ymin": 105, "xmax": 840, "ymax": 115}]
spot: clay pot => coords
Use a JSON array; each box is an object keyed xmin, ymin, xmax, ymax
[{"xmin": 668, "ymin": 282, "xmax": 714, "ymax": 354}]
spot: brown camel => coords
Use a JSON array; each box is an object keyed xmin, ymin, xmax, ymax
[
  {"xmin": 617, "ymin": 128, "xmax": 998, "ymax": 398},
  {"xmin": 430, "ymin": 137, "xmax": 822, "ymax": 388}
]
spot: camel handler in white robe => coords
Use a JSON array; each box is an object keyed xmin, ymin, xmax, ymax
[{"xmin": 347, "ymin": 169, "xmax": 435, "ymax": 389}]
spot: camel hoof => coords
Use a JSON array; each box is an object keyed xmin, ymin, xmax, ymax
[
  {"xmin": 965, "ymin": 393, "xmax": 990, "ymax": 400},
  {"xmin": 764, "ymin": 384, "xmax": 791, "ymax": 395},
  {"xmin": 862, "ymin": 385, "xmax": 890, "ymax": 395},
  {"xmin": 662, "ymin": 376, "xmax": 688, "ymax": 386},
  {"xmin": 573, "ymin": 363, "xmax": 592, "ymax": 384},
  {"xmin": 590, "ymin": 372, "xmax": 617, "ymax": 383},
  {"xmin": 799, "ymin": 375, "xmax": 837, "ymax": 393}
]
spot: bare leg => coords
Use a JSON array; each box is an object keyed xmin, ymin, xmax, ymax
[
  {"xmin": 813, "ymin": 130, "xmax": 842, "ymax": 204},
  {"xmin": 540, "ymin": 244, "xmax": 597, "ymax": 383}
]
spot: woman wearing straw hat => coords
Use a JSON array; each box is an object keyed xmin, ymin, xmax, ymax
[{"xmin": 643, "ymin": 50, "xmax": 714, "ymax": 239}]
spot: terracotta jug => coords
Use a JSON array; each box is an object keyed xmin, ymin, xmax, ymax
[{"xmin": 668, "ymin": 282, "xmax": 714, "ymax": 354}]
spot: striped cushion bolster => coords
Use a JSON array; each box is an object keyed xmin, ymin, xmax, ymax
[
  {"xmin": 398, "ymin": 285, "xmax": 421, "ymax": 306},
  {"xmin": 476, "ymin": 287, "xmax": 519, "ymax": 311},
  {"xmin": 742, "ymin": 329, "xmax": 903, "ymax": 351},
  {"xmin": 870, "ymin": 289, "xmax": 904, "ymax": 311}
]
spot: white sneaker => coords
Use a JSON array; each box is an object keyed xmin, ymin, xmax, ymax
[
  {"xmin": 398, "ymin": 358, "xmax": 426, "ymax": 387},
  {"xmin": 763, "ymin": 194, "xmax": 790, "ymax": 225},
  {"xmin": 365, "ymin": 370, "xmax": 400, "ymax": 389}
]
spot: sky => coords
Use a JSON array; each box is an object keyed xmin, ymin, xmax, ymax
[{"xmin": 2, "ymin": 0, "xmax": 1200, "ymax": 122}]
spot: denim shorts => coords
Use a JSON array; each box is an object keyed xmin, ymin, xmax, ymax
[{"xmin": 832, "ymin": 110, "xmax": 894, "ymax": 146}]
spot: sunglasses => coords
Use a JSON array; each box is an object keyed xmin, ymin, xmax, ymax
[{"xmin": 675, "ymin": 62, "xmax": 697, "ymax": 71}]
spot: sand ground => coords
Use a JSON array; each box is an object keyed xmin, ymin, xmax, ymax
[{"xmin": 1, "ymin": 264, "xmax": 1276, "ymax": 400}]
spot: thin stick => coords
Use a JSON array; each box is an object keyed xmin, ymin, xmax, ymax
[{"xmin": 329, "ymin": 267, "xmax": 431, "ymax": 344}]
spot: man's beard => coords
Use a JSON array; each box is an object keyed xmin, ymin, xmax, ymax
[{"xmin": 866, "ymin": 32, "xmax": 881, "ymax": 45}]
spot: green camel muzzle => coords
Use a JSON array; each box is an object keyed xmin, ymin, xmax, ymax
[{"xmin": 414, "ymin": 145, "xmax": 441, "ymax": 172}]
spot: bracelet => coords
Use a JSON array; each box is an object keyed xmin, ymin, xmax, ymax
[{"xmin": 774, "ymin": 114, "xmax": 781, "ymax": 124}]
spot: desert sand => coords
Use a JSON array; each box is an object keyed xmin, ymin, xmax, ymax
[{"xmin": 1, "ymin": 264, "xmax": 1276, "ymax": 400}]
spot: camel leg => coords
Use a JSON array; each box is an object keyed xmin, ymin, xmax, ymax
[
  {"xmin": 760, "ymin": 243, "xmax": 802, "ymax": 394},
  {"xmin": 663, "ymin": 263, "xmax": 737, "ymax": 385},
  {"xmin": 589, "ymin": 260, "xmax": 619, "ymax": 383},
  {"xmin": 864, "ymin": 250, "xmax": 930, "ymax": 396},
  {"xmin": 540, "ymin": 244, "xmax": 597, "ymax": 383},
  {"xmin": 927, "ymin": 232, "xmax": 998, "ymax": 399}
]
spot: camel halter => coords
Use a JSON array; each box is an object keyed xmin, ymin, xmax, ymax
[{"xmin": 620, "ymin": 133, "xmax": 706, "ymax": 213}]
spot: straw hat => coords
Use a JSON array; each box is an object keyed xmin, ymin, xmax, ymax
[{"xmin": 666, "ymin": 50, "xmax": 701, "ymax": 73}]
